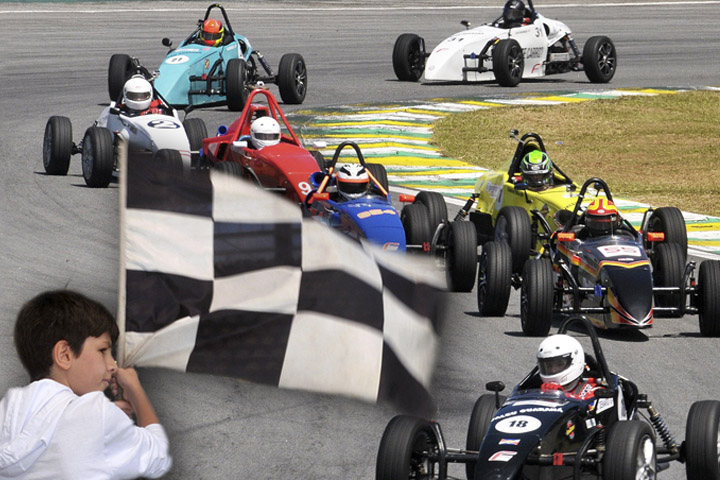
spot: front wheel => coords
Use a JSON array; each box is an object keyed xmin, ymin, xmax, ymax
[
  {"xmin": 376, "ymin": 415, "xmax": 439, "ymax": 480},
  {"xmin": 685, "ymin": 400, "xmax": 720, "ymax": 480},
  {"xmin": 583, "ymin": 35, "xmax": 617, "ymax": 83},
  {"xmin": 646, "ymin": 207, "xmax": 687, "ymax": 262},
  {"xmin": 466, "ymin": 394, "xmax": 505, "ymax": 480},
  {"xmin": 520, "ymin": 257, "xmax": 554, "ymax": 336},
  {"xmin": 402, "ymin": 203, "xmax": 431, "ymax": 249},
  {"xmin": 446, "ymin": 221, "xmax": 478, "ymax": 293},
  {"xmin": 81, "ymin": 127, "xmax": 114, "ymax": 188},
  {"xmin": 183, "ymin": 118, "xmax": 208, "ymax": 168},
  {"xmin": 226, "ymin": 58, "xmax": 249, "ymax": 112},
  {"xmin": 492, "ymin": 38, "xmax": 523, "ymax": 87},
  {"xmin": 392, "ymin": 33, "xmax": 425, "ymax": 82},
  {"xmin": 477, "ymin": 241, "xmax": 512, "ymax": 317},
  {"xmin": 108, "ymin": 53, "xmax": 133, "ymax": 102},
  {"xmin": 43, "ymin": 116, "xmax": 73, "ymax": 175},
  {"xmin": 415, "ymin": 191, "xmax": 448, "ymax": 238},
  {"xmin": 277, "ymin": 53, "xmax": 307, "ymax": 105},
  {"xmin": 652, "ymin": 242, "xmax": 684, "ymax": 315},
  {"xmin": 603, "ymin": 421, "xmax": 656, "ymax": 480},
  {"xmin": 495, "ymin": 206, "xmax": 531, "ymax": 274},
  {"xmin": 698, "ymin": 260, "xmax": 720, "ymax": 337},
  {"xmin": 365, "ymin": 163, "xmax": 390, "ymax": 195}
]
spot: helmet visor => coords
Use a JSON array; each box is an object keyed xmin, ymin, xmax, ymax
[
  {"xmin": 538, "ymin": 354, "xmax": 572, "ymax": 376},
  {"xmin": 524, "ymin": 171, "xmax": 548, "ymax": 188},
  {"xmin": 203, "ymin": 31, "xmax": 223, "ymax": 41},
  {"xmin": 254, "ymin": 132, "xmax": 280, "ymax": 141},
  {"xmin": 126, "ymin": 90, "xmax": 151, "ymax": 102},
  {"xmin": 339, "ymin": 180, "xmax": 369, "ymax": 196}
]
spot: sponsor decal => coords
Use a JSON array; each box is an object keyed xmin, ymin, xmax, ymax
[
  {"xmin": 565, "ymin": 420, "xmax": 575, "ymax": 440},
  {"xmin": 585, "ymin": 418, "xmax": 597, "ymax": 429},
  {"xmin": 227, "ymin": 44, "xmax": 238, "ymax": 50},
  {"xmin": 489, "ymin": 450, "xmax": 517, "ymax": 462},
  {"xmin": 382, "ymin": 242, "xmax": 400, "ymax": 251},
  {"xmin": 204, "ymin": 59, "xmax": 210, "ymax": 70},
  {"xmin": 523, "ymin": 46, "xmax": 544, "ymax": 59},
  {"xmin": 511, "ymin": 400, "xmax": 566, "ymax": 408},
  {"xmin": 596, "ymin": 397, "xmax": 614, "ymax": 413},
  {"xmin": 147, "ymin": 119, "xmax": 181, "ymax": 129},
  {"xmin": 499, "ymin": 438, "xmax": 521, "ymax": 445},
  {"xmin": 165, "ymin": 55, "xmax": 190, "ymax": 65},
  {"xmin": 495, "ymin": 415, "xmax": 542, "ymax": 434},
  {"xmin": 357, "ymin": 209, "xmax": 397, "ymax": 219},
  {"xmin": 598, "ymin": 245, "xmax": 641, "ymax": 258}
]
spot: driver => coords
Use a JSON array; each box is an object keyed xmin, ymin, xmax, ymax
[
  {"xmin": 500, "ymin": 0, "xmax": 530, "ymax": 28},
  {"xmin": 120, "ymin": 76, "xmax": 164, "ymax": 116},
  {"xmin": 250, "ymin": 117, "xmax": 281, "ymax": 149},
  {"xmin": 583, "ymin": 198, "xmax": 623, "ymax": 236},
  {"xmin": 336, "ymin": 163, "xmax": 370, "ymax": 201},
  {"xmin": 537, "ymin": 334, "xmax": 601, "ymax": 400},
  {"xmin": 198, "ymin": 19, "xmax": 225, "ymax": 47},
  {"xmin": 520, "ymin": 150, "xmax": 553, "ymax": 191}
]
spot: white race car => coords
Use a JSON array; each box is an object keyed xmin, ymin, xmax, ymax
[
  {"xmin": 43, "ymin": 66, "xmax": 207, "ymax": 188},
  {"xmin": 392, "ymin": 0, "xmax": 616, "ymax": 87}
]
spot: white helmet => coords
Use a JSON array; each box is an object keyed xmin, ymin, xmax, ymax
[
  {"xmin": 537, "ymin": 334, "xmax": 584, "ymax": 388},
  {"xmin": 122, "ymin": 76, "xmax": 153, "ymax": 111},
  {"xmin": 250, "ymin": 117, "xmax": 281, "ymax": 149},
  {"xmin": 336, "ymin": 163, "xmax": 369, "ymax": 200}
]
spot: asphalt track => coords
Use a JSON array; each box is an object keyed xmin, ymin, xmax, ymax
[{"xmin": 1, "ymin": 1, "xmax": 720, "ymax": 479}]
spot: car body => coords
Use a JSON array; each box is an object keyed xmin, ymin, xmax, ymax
[
  {"xmin": 392, "ymin": 0, "xmax": 616, "ymax": 87},
  {"xmin": 376, "ymin": 315, "xmax": 720, "ymax": 480},
  {"xmin": 43, "ymin": 65, "xmax": 205, "ymax": 188},
  {"xmin": 475, "ymin": 177, "xmax": 720, "ymax": 337},
  {"xmin": 108, "ymin": 3, "xmax": 307, "ymax": 112}
]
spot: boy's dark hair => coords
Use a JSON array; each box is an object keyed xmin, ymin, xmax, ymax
[{"xmin": 14, "ymin": 290, "xmax": 120, "ymax": 381}]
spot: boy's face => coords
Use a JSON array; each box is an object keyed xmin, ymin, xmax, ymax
[{"xmin": 67, "ymin": 332, "xmax": 116, "ymax": 396}]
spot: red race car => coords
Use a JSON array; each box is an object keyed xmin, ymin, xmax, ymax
[{"xmin": 200, "ymin": 88, "xmax": 325, "ymax": 204}]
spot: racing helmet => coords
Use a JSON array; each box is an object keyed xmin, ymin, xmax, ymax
[
  {"xmin": 503, "ymin": 0, "xmax": 526, "ymax": 24},
  {"xmin": 585, "ymin": 198, "xmax": 622, "ymax": 235},
  {"xmin": 122, "ymin": 76, "xmax": 153, "ymax": 111},
  {"xmin": 200, "ymin": 19, "xmax": 224, "ymax": 47},
  {"xmin": 336, "ymin": 163, "xmax": 370, "ymax": 200},
  {"xmin": 520, "ymin": 150, "xmax": 552, "ymax": 190},
  {"xmin": 250, "ymin": 117, "xmax": 281, "ymax": 149},
  {"xmin": 537, "ymin": 334, "xmax": 585, "ymax": 388}
]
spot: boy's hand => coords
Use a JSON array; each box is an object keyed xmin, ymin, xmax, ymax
[{"xmin": 114, "ymin": 399, "xmax": 135, "ymax": 418}]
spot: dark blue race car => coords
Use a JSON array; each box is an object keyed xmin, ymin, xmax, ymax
[{"xmin": 108, "ymin": 3, "xmax": 307, "ymax": 112}]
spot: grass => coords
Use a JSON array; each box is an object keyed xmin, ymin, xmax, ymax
[{"xmin": 433, "ymin": 90, "xmax": 720, "ymax": 218}]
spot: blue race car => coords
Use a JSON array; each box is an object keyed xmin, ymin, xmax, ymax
[{"xmin": 108, "ymin": 3, "xmax": 307, "ymax": 112}]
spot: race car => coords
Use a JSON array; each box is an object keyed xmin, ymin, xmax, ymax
[
  {"xmin": 392, "ymin": 0, "xmax": 616, "ymax": 87},
  {"xmin": 199, "ymin": 88, "xmax": 326, "ymax": 205},
  {"xmin": 476, "ymin": 177, "xmax": 720, "ymax": 337},
  {"xmin": 304, "ymin": 141, "xmax": 478, "ymax": 292},
  {"xmin": 108, "ymin": 3, "xmax": 306, "ymax": 112},
  {"xmin": 376, "ymin": 315, "xmax": 720, "ymax": 480},
  {"xmin": 43, "ymin": 64, "xmax": 207, "ymax": 188}
]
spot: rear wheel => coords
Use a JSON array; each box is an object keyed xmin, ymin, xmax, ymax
[
  {"xmin": 477, "ymin": 241, "xmax": 512, "ymax": 317},
  {"xmin": 213, "ymin": 161, "xmax": 244, "ymax": 178},
  {"xmin": 392, "ymin": 33, "xmax": 425, "ymax": 82},
  {"xmin": 685, "ymin": 400, "xmax": 720, "ymax": 480},
  {"xmin": 495, "ymin": 206, "xmax": 532, "ymax": 274},
  {"xmin": 81, "ymin": 127, "xmax": 114, "ymax": 188},
  {"xmin": 492, "ymin": 38, "xmax": 523, "ymax": 87},
  {"xmin": 466, "ymin": 394, "xmax": 505, "ymax": 480},
  {"xmin": 376, "ymin": 415, "xmax": 439, "ymax": 480},
  {"xmin": 183, "ymin": 118, "xmax": 208, "ymax": 168},
  {"xmin": 153, "ymin": 148, "xmax": 184, "ymax": 174},
  {"xmin": 43, "ymin": 116, "xmax": 73, "ymax": 175},
  {"xmin": 446, "ymin": 221, "xmax": 478, "ymax": 293},
  {"xmin": 698, "ymin": 260, "xmax": 720, "ymax": 337},
  {"xmin": 415, "ymin": 191, "xmax": 448, "ymax": 239},
  {"xmin": 652, "ymin": 242, "xmax": 684, "ymax": 315},
  {"xmin": 365, "ymin": 163, "xmax": 389, "ymax": 195},
  {"xmin": 277, "ymin": 53, "xmax": 307, "ymax": 105},
  {"xmin": 402, "ymin": 203, "xmax": 431, "ymax": 249},
  {"xmin": 646, "ymin": 207, "xmax": 688, "ymax": 262},
  {"xmin": 226, "ymin": 58, "xmax": 249, "ymax": 112},
  {"xmin": 583, "ymin": 35, "xmax": 617, "ymax": 83},
  {"xmin": 108, "ymin": 53, "xmax": 133, "ymax": 102},
  {"xmin": 603, "ymin": 421, "xmax": 656, "ymax": 480},
  {"xmin": 521, "ymin": 257, "xmax": 554, "ymax": 336}
]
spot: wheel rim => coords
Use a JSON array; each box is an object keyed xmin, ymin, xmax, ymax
[
  {"xmin": 293, "ymin": 60, "xmax": 307, "ymax": 97},
  {"xmin": 43, "ymin": 124, "xmax": 53, "ymax": 168},
  {"xmin": 477, "ymin": 252, "xmax": 488, "ymax": 307},
  {"xmin": 82, "ymin": 137, "xmax": 94, "ymax": 179},
  {"xmin": 508, "ymin": 45, "xmax": 523, "ymax": 79},
  {"xmin": 409, "ymin": 431, "xmax": 436, "ymax": 480},
  {"xmin": 409, "ymin": 41, "xmax": 424, "ymax": 78},
  {"xmin": 716, "ymin": 421, "xmax": 720, "ymax": 471},
  {"xmin": 635, "ymin": 436, "xmax": 656, "ymax": 480},
  {"xmin": 596, "ymin": 42, "xmax": 616, "ymax": 77}
]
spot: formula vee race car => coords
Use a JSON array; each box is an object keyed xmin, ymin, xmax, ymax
[
  {"xmin": 476, "ymin": 177, "xmax": 720, "ymax": 337},
  {"xmin": 108, "ymin": 3, "xmax": 306, "ymax": 112},
  {"xmin": 376, "ymin": 315, "xmax": 720, "ymax": 480},
  {"xmin": 392, "ymin": 0, "xmax": 616, "ymax": 87},
  {"xmin": 304, "ymin": 141, "xmax": 478, "ymax": 292},
  {"xmin": 43, "ymin": 64, "xmax": 207, "ymax": 188}
]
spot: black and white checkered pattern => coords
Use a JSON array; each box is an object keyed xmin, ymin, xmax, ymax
[{"xmin": 118, "ymin": 155, "xmax": 444, "ymax": 415}]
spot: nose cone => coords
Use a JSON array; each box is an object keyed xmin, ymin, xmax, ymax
[{"xmin": 604, "ymin": 264, "xmax": 653, "ymax": 326}]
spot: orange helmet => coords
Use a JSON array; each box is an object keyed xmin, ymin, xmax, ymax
[
  {"xmin": 200, "ymin": 19, "xmax": 224, "ymax": 47},
  {"xmin": 585, "ymin": 198, "xmax": 622, "ymax": 235}
]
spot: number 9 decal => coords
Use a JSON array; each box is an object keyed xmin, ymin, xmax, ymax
[{"xmin": 298, "ymin": 182, "xmax": 313, "ymax": 196}]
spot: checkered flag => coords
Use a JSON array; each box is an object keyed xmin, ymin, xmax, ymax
[{"xmin": 117, "ymin": 153, "xmax": 444, "ymax": 415}]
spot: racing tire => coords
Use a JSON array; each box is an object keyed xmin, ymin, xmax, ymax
[
  {"xmin": 81, "ymin": 127, "xmax": 114, "ymax": 188},
  {"xmin": 153, "ymin": 149, "xmax": 184, "ymax": 175},
  {"xmin": 226, "ymin": 58, "xmax": 249, "ymax": 112},
  {"xmin": 415, "ymin": 191, "xmax": 448, "ymax": 240},
  {"xmin": 402, "ymin": 203, "xmax": 431, "ymax": 251},
  {"xmin": 698, "ymin": 260, "xmax": 720, "ymax": 337},
  {"xmin": 495, "ymin": 206, "xmax": 532, "ymax": 274},
  {"xmin": 583, "ymin": 36, "xmax": 617, "ymax": 84},
  {"xmin": 392, "ymin": 33, "xmax": 425, "ymax": 82},
  {"xmin": 366, "ymin": 163, "xmax": 390, "ymax": 195},
  {"xmin": 446, "ymin": 221, "xmax": 478, "ymax": 293},
  {"xmin": 183, "ymin": 118, "xmax": 208, "ymax": 168},
  {"xmin": 646, "ymin": 207, "xmax": 688, "ymax": 262},
  {"xmin": 685, "ymin": 400, "xmax": 720, "ymax": 480},
  {"xmin": 603, "ymin": 421, "xmax": 656, "ymax": 480},
  {"xmin": 652, "ymin": 242, "xmax": 684, "ymax": 316},
  {"xmin": 466, "ymin": 394, "xmax": 506, "ymax": 480},
  {"xmin": 521, "ymin": 257, "xmax": 554, "ymax": 336},
  {"xmin": 311, "ymin": 150, "xmax": 327, "ymax": 172},
  {"xmin": 277, "ymin": 53, "xmax": 307, "ymax": 105},
  {"xmin": 108, "ymin": 53, "xmax": 133, "ymax": 102},
  {"xmin": 492, "ymin": 38, "xmax": 524, "ymax": 87},
  {"xmin": 477, "ymin": 241, "xmax": 512, "ymax": 317},
  {"xmin": 43, "ymin": 116, "xmax": 73, "ymax": 175},
  {"xmin": 213, "ymin": 161, "xmax": 244, "ymax": 178},
  {"xmin": 376, "ymin": 415, "xmax": 439, "ymax": 480}
]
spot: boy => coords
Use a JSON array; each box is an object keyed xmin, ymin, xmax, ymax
[{"xmin": 0, "ymin": 290, "xmax": 172, "ymax": 479}]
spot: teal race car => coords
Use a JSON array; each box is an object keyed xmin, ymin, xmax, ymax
[{"xmin": 107, "ymin": 3, "xmax": 307, "ymax": 112}]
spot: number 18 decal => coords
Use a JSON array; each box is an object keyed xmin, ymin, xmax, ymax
[{"xmin": 495, "ymin": 415, "xmax": 541, "ymax": 433}]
